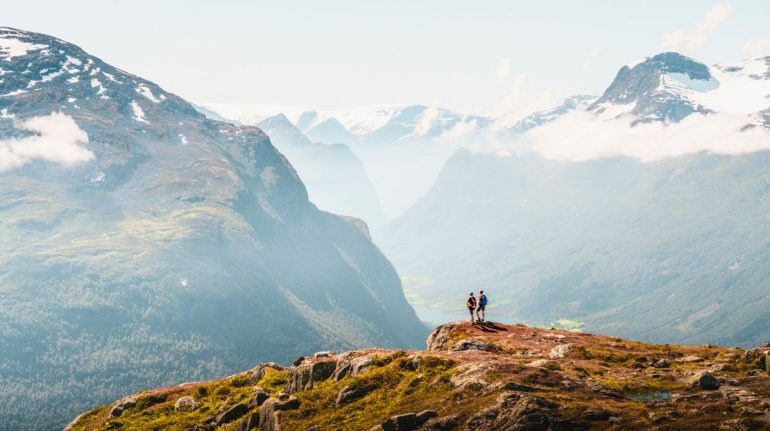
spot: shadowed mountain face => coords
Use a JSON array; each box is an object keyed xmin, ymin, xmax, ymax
[
  {"xmin": 255, "ymin": 114, "xmax": 386, "ymax": 232},
  {"xmin": 0, "ymin": 27, "xmax": 425, "ymax": 431}
]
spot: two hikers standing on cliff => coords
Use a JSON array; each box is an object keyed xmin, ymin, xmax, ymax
[{"xmin": 466, "ymin": 290, "xmax": 488, "ymax": 323}]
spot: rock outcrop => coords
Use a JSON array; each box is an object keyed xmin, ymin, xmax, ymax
[
  {"xmin": 285, "ymin": 359, "xmax": 337, "ymax": 393},
  {"xmin": 66, "ymin": 322, "xmax": 770, "ymax": 431}
]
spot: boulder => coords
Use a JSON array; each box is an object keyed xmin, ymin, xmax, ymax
[
  {"xmin": 249, "ymin": 386, "xmax": 270, "ymax": 408},
  {"xmin": 314, "ymin": 351, "xmax": 335, "ymax": 359},
  {"xmin": 333, "ymin": 353, "xmax": 373, "ymax": 380},
  {"xmin": 418, "ymin": 414, "xmax": 462, "ymax": 431},
  {"xmin": 739, "ymin": 348, "xmax": 768, "ymax": 373},
  {"xmin": 239, "ymin": 412, "xmax": 260, "ymax": 431},
  {"xmin": 548, "ymin": 344, "xmax": 573, "ymax": 359},
  {"xmin": 249, "ymin": 363, "xmax": 285, "ymax": 382},
  {"xmin": 381, "ymin": 412, "xmax": 418, "ymax": 431},
  {"xmin": 285, "ymin": 359, "xmax": 338, "ymax": 392},
  {"xmin": 175, "ymin": 396, "xmax": 202, "ymax": 412},
  {"xmin": 426, "ymin": 322, "xmax": 462, "ymax": 351},
  {"xmin": 466, "ymin": 392, "xmax": 558, "ymax": 431},
  {"xmin": 336, "ymin": 385, "xmax": 370, "ymax": 407},
  {"xmin": 687, "ymin": 371, "xmax": 720, "ymax": 390},
  {"xmin": 653, "ymin": 359, "xmax": 670, "ymax": 369},
  {"xmin": 416, "ymin": 410, "xmax": 439, "ymax": 425},
  {"xmin": 109, "ymin": 396, "xmax": 137, "ymax": 417},
  {"xmin": 450, "ymin": 362, "xmax": 499, "ymax": 391},
  {"xmin": 259, "ymin": 396, "xmax": 300, "ymax": 431},
  {"xmin": 216, "ymin": 403, "xmax": 249, "ymax": 426},
  {"xmin": 527, "ymin": 359, "xmax": 553, "ymax": 368}
]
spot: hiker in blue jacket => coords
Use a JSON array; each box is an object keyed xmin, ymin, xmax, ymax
[{"xmin": 476, "ymin": 290, "xmax": 488, "ymax": 323}]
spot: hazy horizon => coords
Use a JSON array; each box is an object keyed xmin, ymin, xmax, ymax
[{"xmin": 4, "ymin": 1, "xmax": 769, "ymax": 115}]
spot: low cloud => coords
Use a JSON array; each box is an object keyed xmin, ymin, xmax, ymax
[
  {"xmin": 436, "ymin": 118, "xmax": 479, "ymax": 143},
  {"xmin": 580, "ymin": 47, "xmax": 601, "ymax": 70},
  {"xmin": 743, "ymin": 37, "xmax": 770, "ymax": 58},
  {"xmin": 415, "ymin": 97, "xmax": 443, "ymax": 137},
  {"xmin": 0, "ymin": 112, "xmax": 93, "ymax": 171},
  {"xmin": 661, "ymin": 4, "xmax": 734, "ymax": 52},
  {"xmin": 527, "ymin": 111, "xmax": 770, "ymax": 162}
]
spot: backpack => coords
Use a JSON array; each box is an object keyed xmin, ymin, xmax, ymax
[{"xmin": 480, "ymin": 294, "xmax": 488, "ymax": 306}]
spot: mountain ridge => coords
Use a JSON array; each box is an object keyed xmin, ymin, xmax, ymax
[{"xmin": 66, "ymin": 321, "xmax": 770, "ymax": 431}]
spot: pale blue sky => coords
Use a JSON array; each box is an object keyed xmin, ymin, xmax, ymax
[{"xmin": 5, "ymin": 0, "xmax": 769, "ymax": 113}]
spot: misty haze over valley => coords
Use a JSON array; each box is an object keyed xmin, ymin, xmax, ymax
[{"xmin": 3, "ymin": 2, "xmax": 770, "ymax": 430}]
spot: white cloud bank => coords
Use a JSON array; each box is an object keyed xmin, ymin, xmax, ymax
[
  {"xmin": 743, "ymin": 37, "xmax": 770, "ymax": 58},
  {"xmin": 527, "ymin": 111, "xmax": 770, "ymax": 162},
  {"xmin": 0, "ymin": 112, "xmax": 93, "ymax": 171},
  {"xmin": 661, "ymin": 4, "xmax": 734, "ymax": 52}
]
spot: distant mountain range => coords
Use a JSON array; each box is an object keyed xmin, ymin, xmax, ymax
[
  {"xmin": 199, "ymin": 94, "xmax": 597, "ymax": 218},
  {"xmin": 255, "ymin": 113, "xmax": 386, "ymax": 232},
  {"xmin": 382, "ymin": 52, "xmax": 770, "ymax": 349},
  {"xmin": 0, "ymin": 27, "xmax": 425, "ymax": 431}
]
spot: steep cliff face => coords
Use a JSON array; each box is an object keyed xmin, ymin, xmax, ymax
[
  {"xmin": 68, "ymin": 322, "xmax": 770, "ymax": 431},
  {"xmin": 0, "ymin": 27, "xmax": 426, "ymax": 431}
]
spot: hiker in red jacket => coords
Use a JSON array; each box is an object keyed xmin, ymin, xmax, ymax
[{"xmin": 466, "ymin": 292, "xmax": 477, "ymax": 323}]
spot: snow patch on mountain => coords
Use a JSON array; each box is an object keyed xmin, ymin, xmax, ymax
[
  {"xmin": 131, "ymin": 100, "xmax": 148, "ymax": 123},
  {"xmin": 0, "ymin": 36, "xmax": 46, "ymax": 60},
  {"xmin": 137, "ymin": 84, "xmax": 162, "ymax": 103}
]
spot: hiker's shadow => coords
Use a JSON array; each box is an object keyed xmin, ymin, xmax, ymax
[{"xmin": 472, "ymin": 322, "xmax": 508, "ymax": 332}]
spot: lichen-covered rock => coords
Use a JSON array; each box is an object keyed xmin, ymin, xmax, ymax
[
  {"xmin": 548, "ymin": 343, "xmax": 573, "ymax": 359},
  {"xmin": 527, "ymin": 359, "xmax": 555, "ymax": 368},
  {"xmin": 109, "ymin": 396, "xmax": 137, "ymax": 417},
  {"xmin": 333, "ymin": 352, "xmax": 373, "ymax": 380},
  {"xmin": 426, "ymin": 322, "xmax": 462, "ymax": 351},
  {"xmin": 466, "ymin": 392, "xmax": 557, "ymax": 431},
  {"xmin": 336, "ymin": 386, "xmax": 364, "ymax": 407},
  {"xmin": 739, "ymin": 348, "xmax": 768, "ymax": 374},
  {"xmin": 380, "ymin": 412, "xmax": 418, "ymax": 431},
  {"xmin": 249, "ymin": 363, "xmax": 285, "ymax": 382},
  {"xmin": 415, "ymin": 410, "xmax": 439, "ymax": 425},
  {"xmin": 249, "ymin": 387, "xmax": 270, "ymax": 408},
  {"xmin": 174, "ymin": 396, "xmax": 202, "ymax": 412},
  {"xmin": 285, "ymin": 359, "xmax": 337, "ymax": 393},
  {"xmin": 239, "ymin": 412, "xmax": 260, "ymax": 431},
  {"xmin": 216, "ymin": 403, "xmax": 249, "ymax": 426},
  {"xmin": 259, "ymin": 395, "xmax": 300, "ymax": 431},
  {"xmin": 418, "ymin": 414, "xmax": 462, "ymax": 431}
]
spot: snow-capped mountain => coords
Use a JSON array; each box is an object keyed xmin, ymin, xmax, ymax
[
  {"xmin": 590, "ymin": 52, "xmax": 770, "ymax": 125},
  {"xmin": 0, "ymin": 27, "xmax": 424, "ymax": 431},
  {"xmin": 199, "ymin": 100, "xmax": 590, "ymax": 217}
]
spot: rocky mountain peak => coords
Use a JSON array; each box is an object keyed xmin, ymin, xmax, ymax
[{"xmin": 590, "ymin": 52, "xmax": 716, "ymax": 123}]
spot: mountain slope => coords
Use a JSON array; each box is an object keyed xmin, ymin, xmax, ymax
[
  {"xmin": 255, "ymin": 114, "xmax": 386, "ymax": 231},
  {"xmin": 382, "ymin": 52, "xmax": 770, "ymax": 348},
  {"xmin": 68, "ymin": 321, "xmax": 770, "ymax": 431},
  {"xmin": 0, "ymin": 27, "xmax": 425, "ymax": 431}
]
